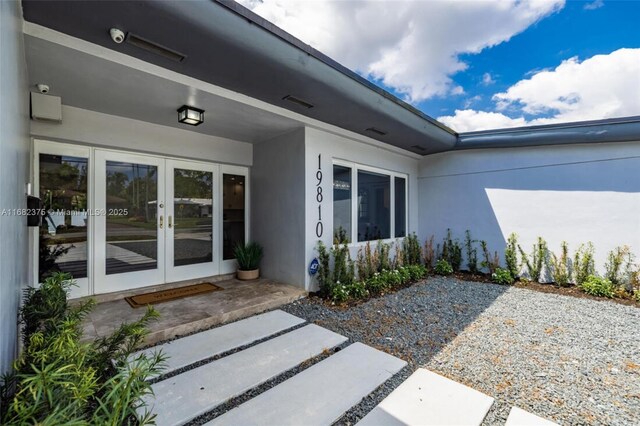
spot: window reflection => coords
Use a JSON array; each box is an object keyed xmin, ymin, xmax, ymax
[{"xmin": 223, "ymin": 174, "xmax": 245, "ymax": 260}]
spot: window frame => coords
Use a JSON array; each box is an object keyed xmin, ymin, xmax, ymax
[{"xmin": 332, "ymin": 159, "xmax": 408, "ymax": 246}]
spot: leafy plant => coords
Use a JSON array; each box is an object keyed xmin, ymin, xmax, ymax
[
  {"xmin": 480, "ymin": 240, "xmax": 500, "ymax": 275},
  {"xmin": 234, "ymin": 242, "xmax": 263, "ymax": 270},
  {"xmin": 573, "ymin": 242, "xmax": 596, "ymax": 285},
  {"xmin": 441, "ymin": 229, "xmax": 462, "ymax": 271},
  {"xmin": 434, "ymin": 259, "xmax": 453, "ymax": 276},
  {"xmin": 406, "ymin": 264, "xmax": 428, "ymax": 281},
  {"xmin": 376, "ymin": 241, "xmax": 392, "ymax": 272},
  {"xmin": 316, "ymin": 241, "xmax": 331, "ymax": 295},
  {"xmin": 518, "ymin": 237, "xmax": 547, "ymax": 282},
  {"xmin": 423, "ymin": 235, "xmax": 435, "ymax": 269},
  {"xmin": 333, "ymin": 226, "xmax": 349, "ymax": 245},
  {"xmin": 549, "ymin": 241, "xmax": 572, "ymax": 286},
  {"xmin": 402, "ymin": 233, "xmax": 422, "ymax": 266},
  {"xmin": 464, "ymin": 230, "xmax": 478, "ymax": 273},
  {"xmin": 505, "ymin": 233, "xmax": 519, "ymax": 279},
  {"xmin": 492, "ymin": 267, "xmax": 514, "ymax": 285},
  {"xmin": 1, "ymin": 273, "xmax": 165, "ymax": 424},
  {"xmin": 604, "ymin": 245, "xmax": 634, "ymax": 286},
  {"xmin": 579, "ymin": 275, "xmax": 616, "ymax": 298},
  {"xmin": 356, "ymin": 242, "xmax": 378, "ymax": 281},
  {"xmin": 366, "ymin": 272, "xmax": 391, "ymax": 294}
]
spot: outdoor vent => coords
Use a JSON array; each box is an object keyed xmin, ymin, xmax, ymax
[
  {"xmin": 366, "ymin": 127, "xmax": 387, "ymax": 136},
  {"xmin": 411, "ymin": 145, "xmax": 427, "ymax": 152},
  {"xmin": 282, "ymin": 95, "xmax": 314, "ymax": 109},
  {"xmin": 125, "ymin": 33, "xmax": 186, "ymax": 62}
]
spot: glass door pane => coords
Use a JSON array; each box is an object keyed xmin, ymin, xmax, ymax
[
  {"xmin": 223, "ymin": 173, "xmax": 245, "ymax": 260},
  {"xmin": 173, "ymin": 168, "xmax": 213, "ymax": 266},
  {"xmin": 105, "ymin": 161, "xmax": 158, "ymax": 274},
  {"xmin": 39, "ymin": 154, "xmax": 88, "ymax": 281}
]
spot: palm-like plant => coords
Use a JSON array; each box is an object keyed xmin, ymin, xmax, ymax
[{"xmin": 234, "ymin": 242, "xmax": 264, "ymax": 271}]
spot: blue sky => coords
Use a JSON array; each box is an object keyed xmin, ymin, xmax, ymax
[
  {"xmin": 422, "ymin": 0, "xmax": 640, "ymax": 122},
  {"xmin": 240, "ymin": 0, "xmax": 640, "ymax": 132}
]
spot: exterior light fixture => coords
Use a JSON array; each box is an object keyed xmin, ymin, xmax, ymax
[{"xmin": 177, "ymin": 105, "xmax": 204, "ymax": 126}]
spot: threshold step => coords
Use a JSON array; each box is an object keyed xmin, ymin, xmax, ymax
[
  {"xmin": 505, "ymin": 407, "xmax": 558, "ymax": 426},
  {"xmin": 142, "ymin": 324, "xmax": 346, "ymax": 426},
  {"xmin": 357, "ymin": 369, "xmax": 494, "ymax": 426},
  {"xmin": 208, "ymin": 342, "xmax": 407, "ymax": 426},
  {"xmin": 132, "ymin": 310, "xmax": 305, "ymax": 376}
]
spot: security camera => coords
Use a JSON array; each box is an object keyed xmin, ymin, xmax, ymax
[
  {"xmin": 36, "ymin": 84, "xmax": 49, "ymax": 94},
  {"xmin": 110, "ymin": 28, "xmax": 125, "ymax": 44}
]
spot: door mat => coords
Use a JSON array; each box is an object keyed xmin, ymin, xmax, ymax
[{"xmin": 125, "ymin": 282, "xmax": 223, "ymax": 308}]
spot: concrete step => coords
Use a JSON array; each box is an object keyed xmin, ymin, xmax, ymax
[
  {"xmin": 143, "ymin": 324, "xmax": 347, "ymax": 426},
  {"xmin": 357, "ymin": 369, "xmax": 494, "ymax": 426},
  {"xmin": 208, "ymin": 342, "xmax": 407, "ymax": 426},
  {"xmin": 132, "ymin": 309, "xmax": 305, "ymax": 376},
  {"xmin": 505, "ymin": 407, "xmax": 558, "ymax": 426}
]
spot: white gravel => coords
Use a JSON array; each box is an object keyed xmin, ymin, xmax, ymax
[{"xmin": 281, "ymin": 276, "xmax": 640, "ymax": 425}]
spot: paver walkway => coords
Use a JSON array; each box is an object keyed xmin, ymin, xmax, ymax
[{"xmin": 139, "ymin": 309, "xmax": 556, "ymax": 425}]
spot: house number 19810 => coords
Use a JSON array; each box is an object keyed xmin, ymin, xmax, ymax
[{"xmin": 315, "ymin": 154, "xmax": 323, "ymax": 238}]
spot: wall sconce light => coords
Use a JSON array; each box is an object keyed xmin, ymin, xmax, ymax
[{"xmin": 177, "ymin": 105, "xmax": 204, "ymax": 126}]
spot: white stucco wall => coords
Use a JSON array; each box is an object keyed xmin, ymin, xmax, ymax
[
  {"xmin": 251, "ymin": 128, "xmax": 306, "ymax": 287},
  {"xmin": 305, "ymin": 127, "xmax": 421, "ymax": 290},
  {"xmin": 418, "ymin": 141, "xmax": 640, "ymax": 279},
  {"xmin": 31, "ymin": 105, "xmax": 253, "ymax": 166},
  {"xmin": 0, "ymin": 0, "xmax": 30, "ymax": 375}
]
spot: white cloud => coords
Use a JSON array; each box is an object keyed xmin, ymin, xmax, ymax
[
  {"xmin": 482, "ymin": 73, "xmax": 495, "ymax": 85},
  {"xmin": 584, "ymin": 0, "xmax": 604, "ymax": 10},
  {"xmin": 439, "ymin": 48, "xmax": 640, "ymax": 131},
  {"xmin": 438, "ymin": 109, "xmax": 527, "ymax": 132},
  {"xmin": 237, "ymin": 0, "xmax": 565, "ymax": 102}
]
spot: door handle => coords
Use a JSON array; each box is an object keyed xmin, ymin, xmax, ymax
[
  {"xmin": 168, "ymin": 215, "xmax": 173, "ymax": 229},
  {"xmin": 159, "ymin": 215, "xmax": 164, "ymax": 229}
]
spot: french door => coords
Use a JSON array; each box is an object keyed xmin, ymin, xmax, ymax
[{"xmin": 34, "ymin": 141, "xmax": 248, "ymax": 296}]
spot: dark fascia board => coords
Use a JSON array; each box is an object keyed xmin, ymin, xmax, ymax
[
  {"xmin": 455, "ymin": 116, "xmax": 640, "ymax": 150},
  {"xmin": 214, "ymin": 0, "xmax": 457, "ymax": 137}
]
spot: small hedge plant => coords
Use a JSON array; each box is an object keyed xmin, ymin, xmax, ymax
[
  {"xmin": 492, "ymin": 267, "xmax": 514, "ymax": 285},
  {"xmin": 0, "ymin": 273, "xmax": 166, "ymax": 424},
  {"xmin": 434, "ymin": 259, "xmax": 453, "ymax": 276},
  {"xmin": 579, "ymin": 275, "xmax": 616, "ymax": 298}
]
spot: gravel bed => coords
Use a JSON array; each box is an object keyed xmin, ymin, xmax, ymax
[{"xmin": 281, "ymin": 276, "xmax": 640, "ymax": 425}]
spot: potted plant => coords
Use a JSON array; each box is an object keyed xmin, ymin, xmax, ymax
[{"xmin": 234, "ymin": 242, "xmax": 263, "ymax": 280}]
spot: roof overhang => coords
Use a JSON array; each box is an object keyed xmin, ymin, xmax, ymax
[{"xmin": 21, "ymin": 0, "xmax": 457, "ymax": 155}]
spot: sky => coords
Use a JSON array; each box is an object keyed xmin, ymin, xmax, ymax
[{"xmin": 237, "ymin": 0, "xmax": 640, "ymax": 132}]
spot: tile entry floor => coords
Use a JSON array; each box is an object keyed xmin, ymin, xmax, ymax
[{"xmin": 81, "ymin": 278, "xmax": 307, "ymax": 345}]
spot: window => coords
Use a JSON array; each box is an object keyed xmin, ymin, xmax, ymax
[
  {"xmin": 395, "ymin": 177, "xmax": 406, "ymax": 238},
  {"xmin": 333, "ymin": 165, "xmax": 351, "ymax": 243},
  {"xmin": 332, "ymin": 162, "xmax": 407, "ymax": 243},
  {"xmin": 358, "ymin": 170, "xmax": 390, "ymax": 242}
]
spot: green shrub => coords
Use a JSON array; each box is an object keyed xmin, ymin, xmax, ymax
[
  {"xmin": 434, "ymin": 259, "xmax": 453, "ymax": 276},
  {"xmin": 580, "ymin": 275, "xmax": 616, "ymax": 298},
  {"xmin": 329, "ymin": 283, "xmax": 350, "ymax": 303},
  {"xmin": 492, "ymin": 267, "xmax": 514, "ymax": 285},
  {"xmin": 366, "ymin": 272, "xmax": 391, "ymax": 294},
  {"xmin": 333, "ymin": 226, "xmax": 349, "ymax": 245},
  {"xmin": 316, "ymin": 241, "xmax": 332, "ymax": 296},
  {"xmin": 604, "ymin": 245, "xmax": 634, "ymax": 286},
  {"xmin": 464, "ymin": 230, "xmax": 478, "ymax": 273},
  {"xmin": 406, "ymin": 264, "xmax": 428, "ymax": 281},
  {"xmin": 518, "ymin": 237, "xmax": 547, "ymax": 282},
  {"xmin": 348, "ymin": 281, "xmax": 369, "ymax": 299},
  {"xmin": 505, "ymin": 233, "xmax": 519, "ymax": 279},
  {"xmin": 480, "ymin": 240, "xmax": 500, "ymax": 275},
  {"xmin": 549, "ymin": 241, "xmax": 572, "ymax": 286},
  {"xmin": 1, "ymin": 273, "xmax": 165, "ymax": 424},
  {"xmin": 376, "ymin": 241, "xmax": 392, "ymax": 272},
  {"xmin": 573, "ymin": 242, "xmax": 596, "ymax": 285},
  {"xmin": 234, "ymin": 242, "xmax": 263, "ymax": 270},
  {"xmin": 402, "ymin": 233, "xmax": 422, "ymax": 266},
  {"xmin": 396, "ymin": 267, "xmax": 411, "ymax": 284},
  {"xmin": 356, "ymin": 242, "xmax": 377, "ymax": 281},
  {"xmin": 441, "ymin": 229, "xmax": 462, "ymax": 271},
  {"xmin": 423, "ymin": 236, "xmax": 435, "ymax": 269}
]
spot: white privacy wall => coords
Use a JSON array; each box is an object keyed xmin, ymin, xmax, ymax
[
  {"xmin": 418, "ymin": 141, "xmax": 640, "ymax": 279},
  {"xmin": 305, "ymin": 127, "xmax": 420, "ymax": 290},
  {"xmin": 0, "ymin": 0, "xmax": 30, "ymax": 375},
  {"xmin": 251, "ymin": 128, "xmax": 306, "ymax": 287}
]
